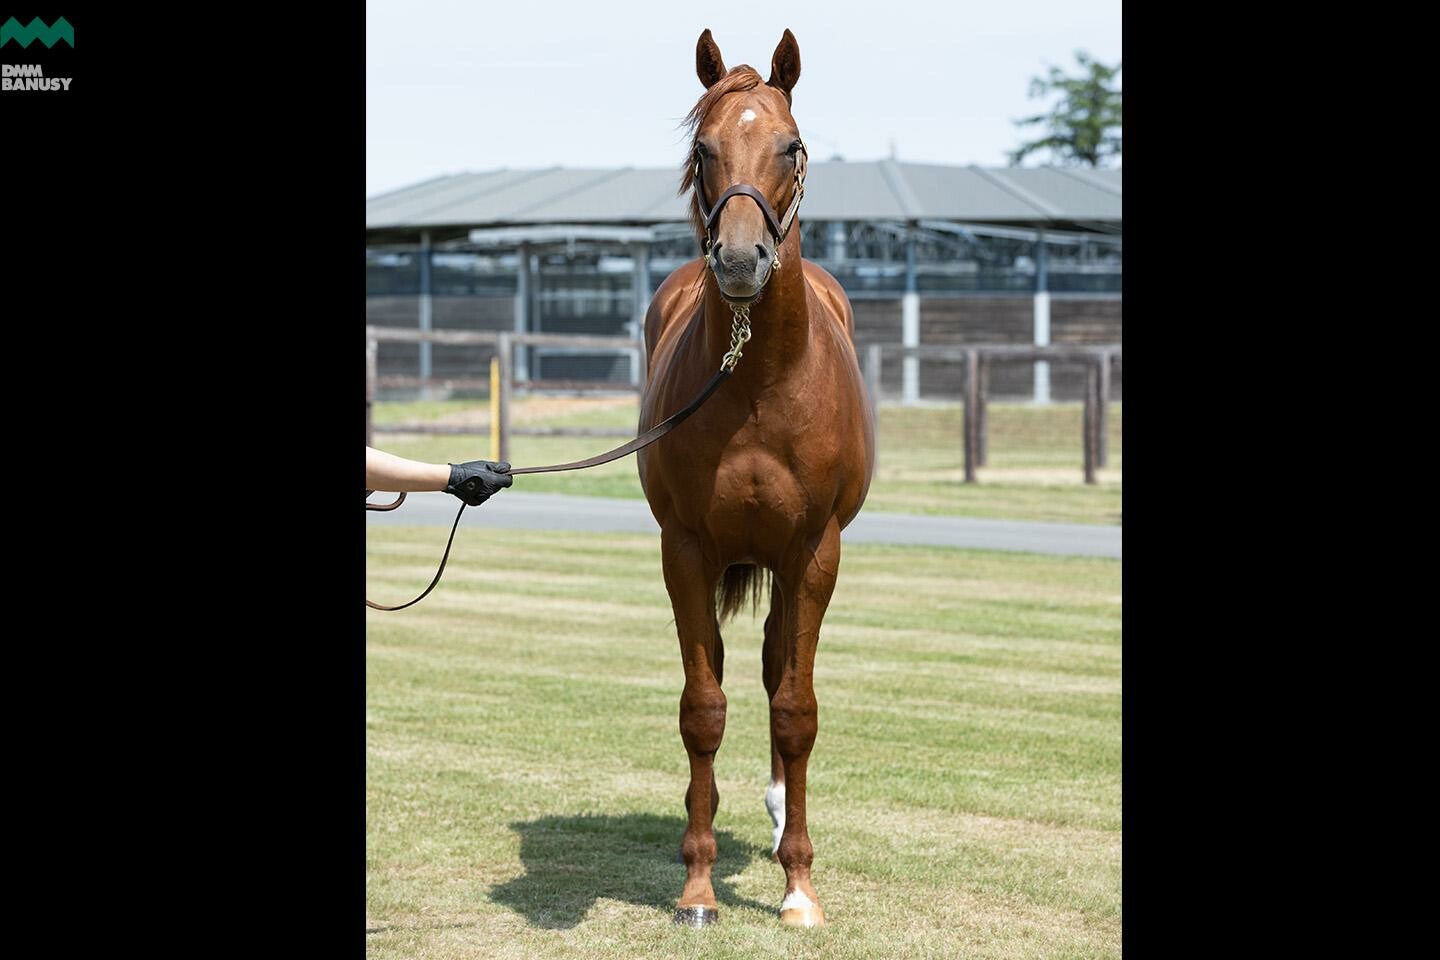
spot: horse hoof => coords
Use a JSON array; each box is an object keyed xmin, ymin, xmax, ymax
[
  {"xmin": 779, "ymin": 903, "xmax": 825, "ymax": 927},
  {"xmin": 674, "ymin": 906, "xmax": 719, "ymax": 927}
]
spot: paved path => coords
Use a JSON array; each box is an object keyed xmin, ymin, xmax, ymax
[{"xmin": 367, "ymin": 492, "xmax": 1120, "ymax": 559}]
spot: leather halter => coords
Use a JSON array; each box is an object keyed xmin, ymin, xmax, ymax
[{"xmin": 694, "ymin": 140, "xmax": 808, "ymax": 254}]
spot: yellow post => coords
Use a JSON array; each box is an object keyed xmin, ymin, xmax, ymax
[{"xmin": 489, "ymin": 356, "xmax": 501, "ymax": 461}]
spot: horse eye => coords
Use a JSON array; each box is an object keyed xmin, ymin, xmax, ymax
[{"xmin": 696, "ymin": 143, "xmax": 710, "ymax": 159}]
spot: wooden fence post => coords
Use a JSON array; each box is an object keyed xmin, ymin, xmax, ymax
[
  {"xmin": 1083, "ymin": 359, "xmax": 1098, "ymax": 485},
  {"xmin": 977, "ymin": 354, "xmax": 990, "ymax": 467},
  {"xmin": 365, "ymin": 336, "xmax": 377, "ymax": 446},
  {"xmin": 497, "ymin": 333, "xmax": 512, "ymax": 463},
  {"xmin": 1097, "ymin": 350, "xmax": 1111, "ymax": 468},
  {"xmin": 964, "ymin": 348, "xmax": 978, "ymax": 484}
]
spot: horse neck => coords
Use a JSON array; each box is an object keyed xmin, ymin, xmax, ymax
[{"xmin": 701, "ymin": 226, "xmax": 807, "ymax": 384}]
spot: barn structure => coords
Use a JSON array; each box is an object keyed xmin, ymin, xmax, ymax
[{"xmin": 365, "ymin": 160, "xmax": 1120, "ymax": 402}]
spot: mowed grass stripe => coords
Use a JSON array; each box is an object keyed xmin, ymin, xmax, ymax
[{"xmin": 367, "ymin": 527, "xmax": 1120, "ymax": 959}]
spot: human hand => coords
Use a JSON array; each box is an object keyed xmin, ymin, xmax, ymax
[{"xmin": 445, "ymin": 460, "xmax": 513, "ymax": 506}]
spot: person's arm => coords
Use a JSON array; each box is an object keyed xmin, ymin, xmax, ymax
[
  {"xmin": 366, "ymin": 447, "xmax": 451, "ymax": 492},
  {"xmin": 366, "ymin": 447, "xmax": 513, "ymax": 505}
]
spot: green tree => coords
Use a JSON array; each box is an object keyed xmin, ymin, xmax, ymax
[{"xmin": 1009, "ymin": 51, "xmax": 1121, "ymax": 167}]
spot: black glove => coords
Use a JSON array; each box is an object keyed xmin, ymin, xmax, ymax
[{"xmin": 445, "ymin": 460, "xmax": 513, "ymax": 506}]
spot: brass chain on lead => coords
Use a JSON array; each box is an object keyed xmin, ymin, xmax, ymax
[{"xmin": 721, "ymin": 303, "xmax": 752, "ymax": 372}]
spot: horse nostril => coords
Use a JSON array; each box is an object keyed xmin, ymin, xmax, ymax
[
  {"xmin": 710, "ymin": 242, "xmax": 723, "ymax": 264},
  {"xmin": 756, "ymin": 245, "xmax": 770, "ymax": 263}
]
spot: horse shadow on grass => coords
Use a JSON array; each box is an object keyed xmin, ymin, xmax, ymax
[{"xmin": 489, "ymin": 812, "xmax": 773, "ymax": 929}]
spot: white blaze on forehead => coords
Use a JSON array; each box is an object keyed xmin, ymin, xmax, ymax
[{"xmin": 738, "ymin": 109, "xmax": 757, "ymax": 125}]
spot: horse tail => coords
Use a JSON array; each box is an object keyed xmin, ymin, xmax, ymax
[{"xmin": 716, "ymin": 564, "xmax": 770, "ymax": 624}]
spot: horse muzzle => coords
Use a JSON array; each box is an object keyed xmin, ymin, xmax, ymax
[{"xmin": 709, "ymin": 242, "xmax": 775, "ymax": 303}]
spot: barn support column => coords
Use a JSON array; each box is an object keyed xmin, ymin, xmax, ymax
[
  {"xmin": 828, "ymin": 220, "xmax": 847, "ymax": 262},
  {"xmin": 1033, "ymin": 227, "xmax": 1051, "ymax": 405},
  {"xmin": 514, "ymin": 241, "xmax": 531, "ymax": 382},
  {"xmin": 418, "ymin": 230, "xmax": 434, "ymax": 397},
  {"xmin": 902, "ymin": 222, "xmax": 920, "ymax": 405},
  {"xmin": 631, "ymin": 242, "xmax": 650, "ymax": 387}
]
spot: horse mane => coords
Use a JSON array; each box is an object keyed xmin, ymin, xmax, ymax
[{"xmin": 677, "ymin": 65, "xmax": 765, "ymax": 246}]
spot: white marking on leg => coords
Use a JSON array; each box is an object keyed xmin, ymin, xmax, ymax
[
  {"xmin": 781, "ymin": 889, "xmax": 814, "ymax": 911},
  {"xmin": 765, "ymin": 779, "xmax": 786, "ymax": 855},
  {"xmin": 738, "ymin": 109, "xmax": 757, "ymax": 125}
]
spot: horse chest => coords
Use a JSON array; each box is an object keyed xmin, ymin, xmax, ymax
[{"xmin": 698, "ymin": 421, "xmax": 838, "ymax": 550}]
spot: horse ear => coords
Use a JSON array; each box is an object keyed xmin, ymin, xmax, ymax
[
  {"xmin": 696, "ymin": 29, "xmax": 726, "ymax": 89},
  {"xmin": 768, "ymin": 28, "xmax": 801, "ymax": 101}
]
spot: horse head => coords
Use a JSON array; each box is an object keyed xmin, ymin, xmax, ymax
[{"xmin": 680, "ymin": 29, "xmax": 808, "ymax": 305}]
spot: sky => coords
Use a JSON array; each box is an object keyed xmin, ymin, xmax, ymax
[{"xmin": 366, "ymin": 0, "xmax": 1120, "ymax": 198}]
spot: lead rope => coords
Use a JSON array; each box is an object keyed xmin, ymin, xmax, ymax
[{"xmin": 366, "ymin": 303, "xmax": 753, "ymax": 610}]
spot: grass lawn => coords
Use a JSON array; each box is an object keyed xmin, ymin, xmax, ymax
[
  {"xmin": 366, "ymin": 526, "xmax": 1121, "ymax": 959},
  {"xmin": 372, "ymin": 397, "xmax": 1122, "ymax": 525}
]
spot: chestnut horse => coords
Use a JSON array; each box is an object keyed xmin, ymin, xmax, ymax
[{"xmin": 638, "ymin": 29, "xmax": 875, "ymax": 928}]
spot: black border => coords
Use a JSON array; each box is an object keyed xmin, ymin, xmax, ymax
[
  {"xmin": 8, "ymin": 3, "xmax": 1291, "ymax": 951},
  {"xmin": 1113, "ymin": 10, "xmax": 1295, "ymax": 950},
  {"xmin": 5, "ymin": 8, "xmax": 362, "ymax": 947}
]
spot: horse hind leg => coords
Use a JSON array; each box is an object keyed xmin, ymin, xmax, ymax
[
  {"xmin": 761, "ymin": 579, "xmax": 786, "ymax": 858},
  {"xmin": 769, "ymin": 519, "xmax": 842, "ymax": 928}
]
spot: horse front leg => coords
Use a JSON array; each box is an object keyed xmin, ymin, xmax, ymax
[
  {"xmin": 683, "ymin": 620, "xmax": 722, "ymax": 855},
  {"xmin": 770, "ymin": 518, "xmax": 841, "ymax": 927},
  {"xmin": 661, "ymin": 524, "xmax": 726, "ymax": 927}
]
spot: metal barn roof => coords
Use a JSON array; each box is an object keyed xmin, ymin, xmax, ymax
[{"xmin": 366, "ymin": 161, "xmax": 1121, "ymax": 243}]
